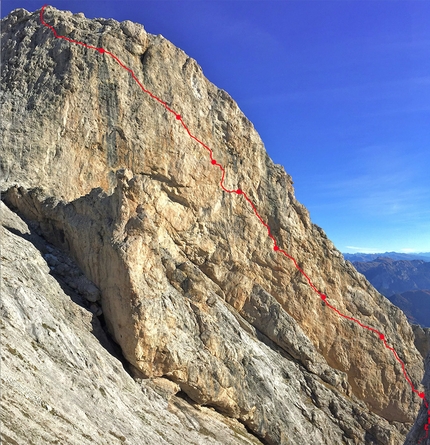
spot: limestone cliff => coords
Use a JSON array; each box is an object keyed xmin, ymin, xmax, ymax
[
  {"xmin": 1, "ymin": 6, "xmax": 428, "ymax": 445},
  {"xmin": 0, "ymin": 201, "xmax": 264, "ymax": 445},
  {"xmin": 405, "ymin": 351, "xmax": 430, "ymax": 444}
]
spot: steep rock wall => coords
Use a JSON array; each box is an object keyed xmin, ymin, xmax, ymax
[
  {"xmin": 1, "ymin": 6, "xmax": 427, "ymax": 444},
  {"xmin": 405, "ymin": 351, "xmax": 430, "ymax": 445}
]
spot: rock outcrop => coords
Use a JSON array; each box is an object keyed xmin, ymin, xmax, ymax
[
  {"xmin": 1, "ymin": 6, "xmax": 428, "ymax": 444},
  {"xmin": 405, "ymin": 351, "xmax": 430, "ymax": 445},
  {"xmin": 0, "ymin": 201, "xmax": 264, "ymax": 445},
  {"xmin": 412, "ymin": 325, "xmax": 430, "ymax": 360}
]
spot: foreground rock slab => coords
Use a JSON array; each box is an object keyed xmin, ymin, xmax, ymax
[{"xmin": 0, "ymin": 203, "xmax": 264, "ymax": 445}]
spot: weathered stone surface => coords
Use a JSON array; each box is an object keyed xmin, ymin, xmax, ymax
[
  {"xmin": 1, "ymin": 6, "xmax": 427, "ymax": 444},
  {"xmin": 0, "ymin": 203, "xmax": 264, "ymax": 445},
  {"xmin": 6, "ymin": 179, "xmax": 413, "ymax": 445},
  {"xmin": 412, "ymin": 325, "xmax": 430, "ymax": 360},
  {"xmin": 404, "ymin": 351, "xmax": 430, "ymax": 445}
]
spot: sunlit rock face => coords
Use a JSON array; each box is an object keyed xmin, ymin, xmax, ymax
[
  {"xmin": 1, "ymin": 6, "xmax": 426, "ymax": 444},
  {"xmin": 404, "ymin": 351, "xmax": 430, "ymax": 445}
]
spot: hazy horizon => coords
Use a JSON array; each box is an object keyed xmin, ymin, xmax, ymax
[{"xmin": 343, "ymin": 249, "xmax": 430, "ymax": 254}]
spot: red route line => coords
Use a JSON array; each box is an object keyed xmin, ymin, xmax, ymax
[{"xmin": 40, "ymin": 4, "xmax": 429, "ymax": 438}]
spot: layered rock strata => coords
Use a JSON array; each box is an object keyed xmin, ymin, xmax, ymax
[
  {"xmin": 0, "ymin": 201, "xmax": 265, "ymax": 445},
  {"xmin": 1, "ymin": 6, "xmax": 427, "ymax": 444},
  {"xmin": 405, "ymin": 351, "xmax": 430, "ymax": 445}
]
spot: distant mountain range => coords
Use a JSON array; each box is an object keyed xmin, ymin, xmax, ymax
[
  {"xmin": 343, "ymin": 252, "xmax": 430, "ymax": 262},
  {"xmin": 350, "ymin": 256, "xmax": 430, "ymax": 327},
  {"xmin": 352, "ymin": 257, "xmax": 430, "ymax": 294},
  {"xmin": 389, "ymin": 290, "xmax": 430, "ymax": 327}
]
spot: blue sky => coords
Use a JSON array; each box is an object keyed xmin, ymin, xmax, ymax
[{"xmin": 2, "ymin": 1, "xmax": 430, "ymax": 253}]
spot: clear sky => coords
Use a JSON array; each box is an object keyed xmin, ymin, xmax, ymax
[{"xmin": 2, "ymin": 1, "xmax": 430, "ymax": 253}]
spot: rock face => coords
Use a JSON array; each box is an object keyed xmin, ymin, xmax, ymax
[
  {"xmin": 1, "ymin": 6, "xmax": 428, "ymax": 445},
  {"xmin": 0, "ymin": 201, "xmax": 264, "ymax": 445},
  {"xmin": 405, "ymin": 351, "xmax": 430, "ymax": 445},
  {"xmin": 412, "ymin": 325, "xmax": 430, "ymax": 360}
]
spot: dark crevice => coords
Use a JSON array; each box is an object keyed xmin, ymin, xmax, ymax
[
  {"xmin": 1, "ymin": 199, "xmax": 132, "ymax": 377},
  {"xmin": 364, "ymin": 431, "xmax": 379, "ymax": 444},
  {"xmin": 160, "ymin": 368, "xmax": 270, "ymax": 445},
  {"xmin": 174, "ymin": 390, "xmax": 197, "ymax": 405},
  {"xmin": 238, "ymin": 419, "xmax": 271, "ymax": 445},
  {"xmin": 139, "ymin": 46, "xmax": 150, "ymax": 68},
  {"xmin": 224, "ymin": 300, "xmax": 305, "ymax": 370},
  {"xmin": 254, "ymin": 327, "xmax": 295, "ymax": 360},
  {"xmin": 162, "ymin": 187, "xmax": 190, "ymax": 208},
  {"xmin": 91, "ymin": 312, "xmax": 130, "ymax": 373},
  {"xmin": 170, "ymin": 383, "xmax": 267, "ymax": 445},
  {"xmin": 141, "ymin": 171, "xmax": 188, "ymax": 189}
]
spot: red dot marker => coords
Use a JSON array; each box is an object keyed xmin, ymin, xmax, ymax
[
  {"xmin": 211, "ymin": 159, "xmax": 216, "ymax": 165},
  {"xmin": 38, "ymin": 7, "xmax": 430, "ymax": 438},
  {"xmin": 236, "ymin": 189, "xmax": 242, "ymax": 195}
]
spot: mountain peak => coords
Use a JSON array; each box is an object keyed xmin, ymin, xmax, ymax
[{"xmin": 1, "ymin": 7, "xmax": 428, "ymax": 444}]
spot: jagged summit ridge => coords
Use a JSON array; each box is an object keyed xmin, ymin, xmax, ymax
[{"xmin": 1, "ymin": 6, "xmax": 428, "ymax": 444}]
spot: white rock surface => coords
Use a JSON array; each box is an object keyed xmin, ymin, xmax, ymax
[{"xmin": 0, "ymin": 203, "xmax": 265, "ymax": 445}]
